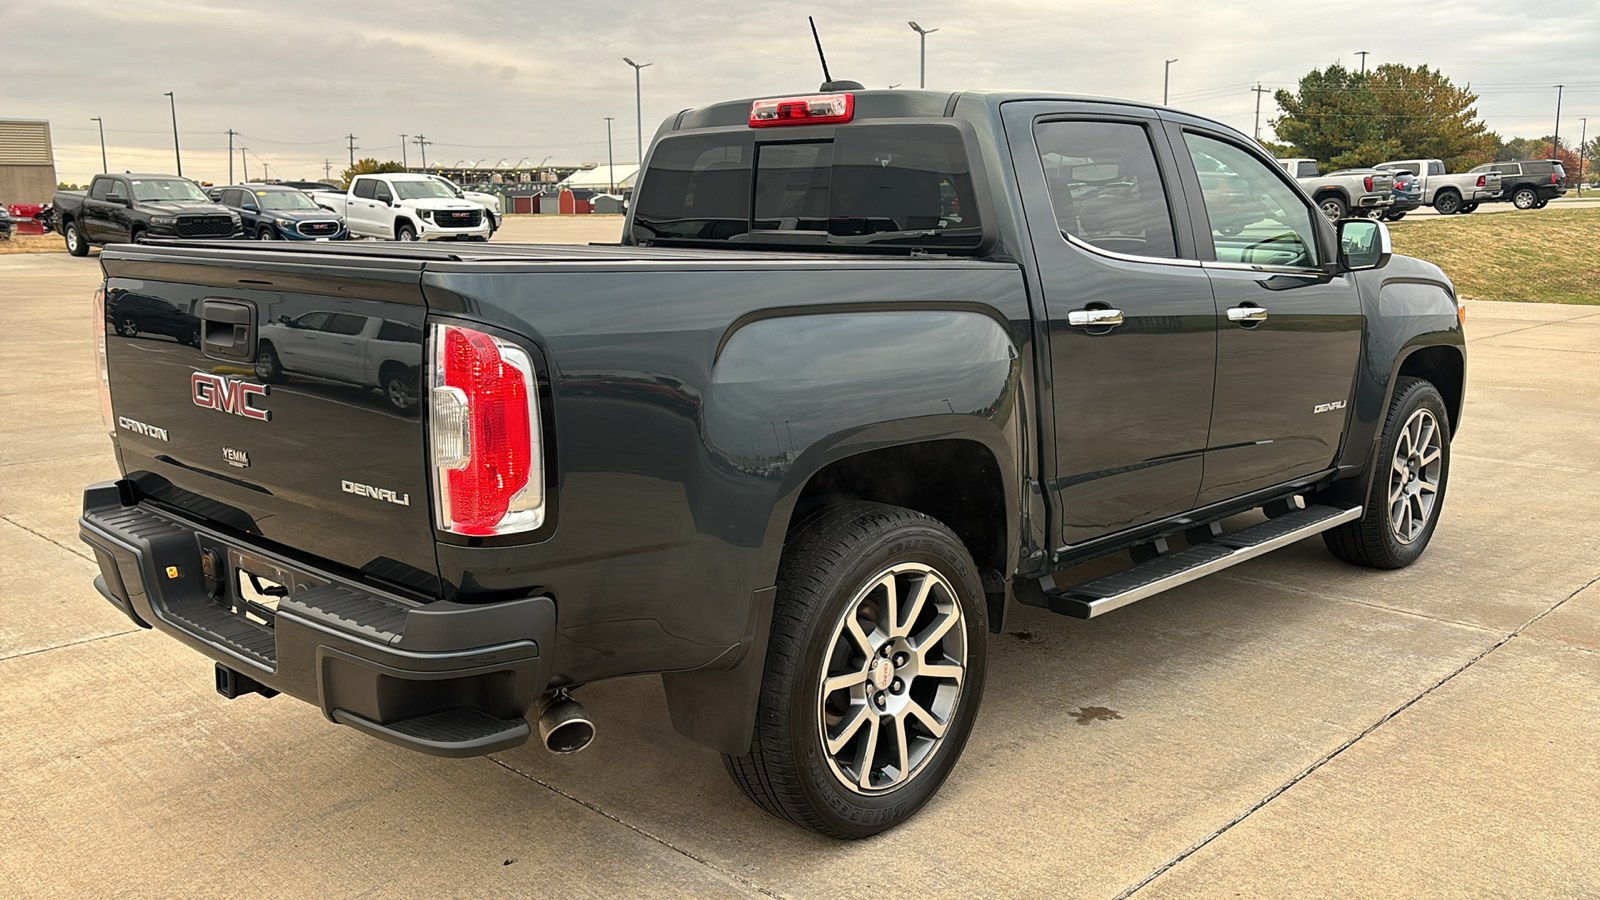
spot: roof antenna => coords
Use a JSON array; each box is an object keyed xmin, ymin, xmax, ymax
[{"xmin": 810, "ymin": 16, "xmax": 864, "ymax": 92}]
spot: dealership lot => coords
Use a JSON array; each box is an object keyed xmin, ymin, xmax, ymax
[{"xmin": 2, "ymin": 240, "xmax": 1598, "ymax": 897}]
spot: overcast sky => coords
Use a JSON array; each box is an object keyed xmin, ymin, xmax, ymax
[{"xmin": 3, "ymin": 0, "xmax": 1596, "ymax": 184}]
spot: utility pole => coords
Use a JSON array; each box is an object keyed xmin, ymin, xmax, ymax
[
  {"xmin": 624, "ymin": 58, "xmax": 651, "ymax": 164},
  {"xmin": 240, "ymin": 148, "xmax": 249, "ymax": 183},
  {"xmin": 604, "ymin": 117, "xmax": 615, "ymax": 194},
  {"xmin": 346, "ymin": 134, "xmax": 359, "ymax": 169},
  {"xmin": 1355, "ymin": 50, "xmax": 1370, "ymax": 75},
  {"xmin": 1577, "ymin": 117, "xmax": 1587, "ymax": 196},
  {"xmin": 1163, "ymin": 59, "xmax": 1179, "ymax": 106},
  {"xmin": 1552, "ymin": 85, "xmax": 1564, "ymax": 158},
  {"xmin": 324, "ymin": 159, "xmax": 332, "ymax": 180},
  {"xmin": 400, "ymin": 134, "xmax": 408, "ymax": 170},
  {"xmin": 413, "ymin": 135, "xmax": 431, "ymax": 168},
  {"xmin": 90, "ymin": 117, "xmax": 107, "ymax": 173},
  {"xmin": 1251, "ymin": 83, "xmax": 1271, "ymax": 141},
  {"xmin": 908, "ymin": 22, "xmax": 938, "ymax": 89},
  {"xmin": 163, "ymin": 92, "xmax": 182, "ymax": 176},
  {"xmin": 226, "ymin": 129, "xmax": 239, "ymax": 183}
]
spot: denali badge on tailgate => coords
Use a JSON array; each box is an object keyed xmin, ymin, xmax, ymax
[{"xmin": 192, "ymin": 372, "xmax": 271, "ymax": 421}]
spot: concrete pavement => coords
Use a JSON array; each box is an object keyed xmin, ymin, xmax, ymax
[{"xmin": 1, "ymin": 241, "xmax": 1597, "ymax": 898}]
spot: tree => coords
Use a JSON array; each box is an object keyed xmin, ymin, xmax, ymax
[
  {"xmin": 1272, "ymin": 63, "xmax": 1495, "ymax": 171},
  {"xmin": 338, "ymin": 159, "xmax": 407, "ymax": 189}
]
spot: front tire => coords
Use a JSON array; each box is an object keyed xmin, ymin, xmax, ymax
[
  {"xmin": 395, "ymin": 222, "xmax": 418, "ymax": 241},
  {"xmin": 64, "ymin": 221, "xmax": 89, "ymax": 256},
  {"xmin": 1324, "ymin": 376, "xmax": 1451, "ymax": 569},
  {"xmin": 1382, "ymin": 211, "xmax": 1407, "ymax": 221},
  {"xmin": 724, "ymin": 502, "xmax": 988, "ymax": 839},
  {"xmin": 254, "ymin": 342, "xmax": 285, "ymax": 383},
  {"xmin": 257, "ymin": 225, "xmax": 277, "ymax": 240}
]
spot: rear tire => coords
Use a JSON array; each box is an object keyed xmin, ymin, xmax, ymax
[
  {"xmin": 724, "ymin": 502, "xmax": 988, "ymax": 839},
  {"xmin": 1318, "ymin": 195, "xmax": 1348, "ymax": 221},
  {"xmin": 1433, "ymin": 191, "xmax": 1462, "ymax": 215},
  {"xmin": 1533, "ymin": 198, "xmax": 1549, "ymax": 209},
  {"xmin": 1459, "ymin": 202, "xmax": 1479, "ymax": 214},
  {"xmin": 1382, "ymin": 211, "xmax": 1407, "ymax": 221},
  {"xmin": 380, "ymin": 364, "xmax": 419, "ymax": 414},
  {"xmin": 1512, "ymin": 188, "xmax": 1538, "ymax": 209},
  {"xmin": 1323, "ymin": 376, "xmax": 1451, "ymax": 569},
  {"xmin": 64, "ymin": 221, "xmax": 89, "ymax": 256},
  {"xmin": 117, "ymin": 315, "xmax": 139, "ymax": 338},
  {"xmin": 254, "ymin": 342, "xmax": 285, "ymax": 383}
]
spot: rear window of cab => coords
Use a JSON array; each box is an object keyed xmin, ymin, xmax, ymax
[{"xmin": 631, "ymin": 122, "xmax": 986, "ymax": 251}]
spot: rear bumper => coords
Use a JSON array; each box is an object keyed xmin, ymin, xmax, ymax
[
  {"xmin": 1353, "ymin": 193, "xmax": 1394, "ymax": 209},
  {"xmin": 78, "ymin": 480, "xmax": 554, "ymax": 757}
]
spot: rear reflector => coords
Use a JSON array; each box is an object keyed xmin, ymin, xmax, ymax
[
  {"xmin": 429, "ymin": 323, "xmax": 544, "ymax": 536},
  {"xmin": 749, "ymin": 93, "xmax": 854, "ymax": 127}
]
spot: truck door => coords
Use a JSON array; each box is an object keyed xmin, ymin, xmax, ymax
[
  {"xmin": 1163, "ymin": 119, "xmax": 1363, "ymax": 504},
  {"xmin": 86, "ymin": 177, "xmax": 131, "ymax": 243},
  {"xmin": 1003, "ymin": 101, "xmax": 1218, "ymax": 546},
  {"xmin": 348, "ymin": 177, "xmax": 380, "ymax": 236}
]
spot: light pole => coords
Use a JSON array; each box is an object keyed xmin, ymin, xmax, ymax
[
  {"xmin": 1163, "ymin": 59, "xmax": 1178, "ymax": 106},
  {"xmin": 401, "ymin": 134, "xmax": 408, "ymax": 170},
  {"xmin": 1355, "ymin": 50, "xmax": 1370, "ymax": 75},
  {"xmin": 1577, "ymin": 117, "xmax": 1587, "ymax": 196},
  {"xmin": 90, "ymin": 117, "xmax": 107, "ymax": 173},
  {"xmin": 908, "ymin": 22, "xmax": 937, "ymax": 89},
  {"xmin": 1552, "ymin": 84, "xmax": 1564, "ymax": 159},
  {"xmin": 163, "ymin": 92, "xmax": 182, "ymax": 176},
  {"xmin": 623, "ymin": 58, "xmax": 652, "ymax": 165},
  {"xmin": 604, "ymin": 116, "xmax": 616, "ymax": 194}
]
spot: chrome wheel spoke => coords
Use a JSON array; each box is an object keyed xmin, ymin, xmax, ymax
[
  {"xmin": 827, "ymin": 703, "xmax": 872, "ymax": 755},
  {"xmin": 844, "ymin": 616, "xmax": 877, "ymax": 658},
  {"xmin": 896, "ymin": 573, "xmax": 937, "ymax": 638},
  {"xmin": 824, "ymin": 667, "xmax": 870, "ymax": 697},
  {"xmin": 915, "ymin": 606, "xmax": 959, "ymax": 651},
  {"xmin": 874, "ymin": 573, "xmax": 900, "ymax": 638},
  {"xmin": 892, "ymin": 715, "xmax": 912, "ymax": 779},
  {"xmin": 918, "ymin": 662, "xmax": 964, "ymax": 684}
]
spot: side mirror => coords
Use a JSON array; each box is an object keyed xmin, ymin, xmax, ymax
[{"xmin": 1336, "ymin": 218, "xmax": 1391, "ymax": 271}]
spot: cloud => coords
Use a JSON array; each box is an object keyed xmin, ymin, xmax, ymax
[{"xmin": 2, "ymin": 0, "xmax": 1595, "ymax": 183}]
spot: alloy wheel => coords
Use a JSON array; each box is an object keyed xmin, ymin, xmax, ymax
[
  {"xmin": 817, "ymin": 562, "xmax": 967, "ymax": 795},
  {"xmin": 1388, "ymin": 408, "xmax": 1443, "ymax": 544}
]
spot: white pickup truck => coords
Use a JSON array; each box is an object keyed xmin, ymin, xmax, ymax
[
  {"xmin": 425, "ymin": 175, "xmax": 504, "ymax": 236},
  {"xmin": 1277, "ymin": 159, "xmax": 1395, "ymax": 220},
  {"xmin": 254, "ymin": 310, "xmax": 424, "ymax": 413},
  {"xmin": 1374, "ymin": 159, "xmax": 1502, "ymax": 215},
  {"xmin": 312, "ymin": 174, "xmax": 492, "ymax": 241}
]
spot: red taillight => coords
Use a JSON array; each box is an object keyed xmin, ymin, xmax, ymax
[
  {"xmin": 749, "ymin": 93, "xmax": 854, "ymax": 127},
  {"xmin": 1551, "ymin": 173, "xmax": 1559, "ymax": 184},
  {"xmin": 1477, "ymin": 175, "xmax": 1487, "ymax": 187},
  {"xmin": 1364, "ymin": 176, "xmax": 1374, "ymax": 192},
  {"xmin": 429, "ymin": 323, "xmax": 544, "ymax": 536},
  {"xmin": 93, "ymin": 284, "xmax": 114, "ymax": 437}
]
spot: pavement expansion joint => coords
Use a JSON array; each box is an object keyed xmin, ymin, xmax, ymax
[
  {"xmin": 1214, "ymin": 571, "xmax": 1502, "ymax": 635},
  {"xmin": 2, "ymin": 514, "xmax": 96, "ymax": 564},
  {"xmin": 1114, "ymin": 567, "xmax": 1600, "ymax": 900},
  {"xmin": 485, "ymin": 756, "xmax": 782, "ymax": 899},
  {"xmin": 0, "ymin": 628, "xmax": 140, "ymax": 663}
]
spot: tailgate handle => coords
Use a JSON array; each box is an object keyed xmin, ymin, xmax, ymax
[{"xmin": 200, "ymin": 299, "xmax": 256, "ymax": 362}]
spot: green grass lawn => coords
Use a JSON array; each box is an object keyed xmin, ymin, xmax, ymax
[{"xmin": 1389, "ymin": 205, "xmax": 1600, "ymax": 305}]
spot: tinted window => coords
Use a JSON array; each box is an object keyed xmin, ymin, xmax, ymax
[
  {"xmin": 325, "ymin": 314, "xmax": 367, "ymax": 336},
  {"xmin": 1522, "ymin": 161, "xmax": 1552, "ymax": 175},
  {"xmin": 1427, "ymin": 161, "xmax": 1445, "ymax": 176},
  {"xmin": 352, "ymin": 178, "xmax": 376, "ymax": 200},
  {"xmin": 239, "ymin": 191, "xmax": 259, "ymax": 209},
  {"xmin": 1297, "ymin": 161, "xmax": 1319, "ymax": 178},
  {"xmin": 373, "ymin": 182, "xmax": 394, "ymax": 203},
  {"xmin": 376, "ymin": 320, "xmax": 422, "ymax": 343},
  {"xmin": 632, "ymin": 123, "xmax": 982, "ymax": 248},
  {"xmin": 1492, "ymin": 164, "xmax": 1518, "ymax": 176},
  {"xmin": 90, "ymin": 179, "xmax": 115, "ymax": 200},
  {"xmin": 1185, "ymin": 132, "xmax": 1319, "ymax": 268},
  {"xmin": 293, "ymin": 312, "xmax": 332, "ymax": 331},
  {"xmin": 129, "ymin": 179, "xmax": 207, "ymax": 202},
  {"xmin": 1034, "ymin": 120, "xmax": 1179, "ymax": 260},
  {"xmin": 633, "ymin": 134, "xmax": 753, "ymax": 241}
]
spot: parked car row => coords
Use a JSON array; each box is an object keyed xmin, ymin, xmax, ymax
[{"xmin": 1277, "ymin": 156, "xmax": 1564, "ymax": 220}]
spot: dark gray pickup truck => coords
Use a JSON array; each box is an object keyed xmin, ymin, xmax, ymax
[
  {"xmin": 54, "ymin": 173, "xmax": 242, "ymax": 256},
  {"xmin": 80, "ymin": 88, "xmax": 1464, "ymax": 838}
]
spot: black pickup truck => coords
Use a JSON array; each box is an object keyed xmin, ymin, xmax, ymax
[
  {"xmin": 54, "ymin": 173, "xmax": 241, "ymax": 256},
  {"xmin": 80, "ymin": 88, "xmax": 1464, "ymax": 838}
]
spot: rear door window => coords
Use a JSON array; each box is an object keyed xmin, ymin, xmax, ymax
[
  {"xmin": 352, "ymin": 179, "xmax": 376, "ymax": 200},
  {"xmin": 1427, "ymin": 161, "xmax": 1445, "ymax": 176},
  {"xmin": 1033, "ymin": 120, "xmax": 1180, "ymax": 260},
  {"xmin": 325, "ymin": 314, "xmax": 368, "ymax": 336}
]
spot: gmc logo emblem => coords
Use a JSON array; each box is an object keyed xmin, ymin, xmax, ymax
[{"xmin": 192, "ymin": 372, "xmax": 271, "ymax": 421}]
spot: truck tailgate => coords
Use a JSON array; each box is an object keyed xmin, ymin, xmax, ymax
[{"xmin": 99, "ymin": 247, "xmax": 439, "ymax": 594}]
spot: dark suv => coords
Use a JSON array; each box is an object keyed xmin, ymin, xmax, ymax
[
  {"xmin": 213, "ymin": 184, "xmax": 346, "ymax": 240},
  {"xmin": 1469, "ymin": 159, "xmax": 1567, "ymax": 209}
]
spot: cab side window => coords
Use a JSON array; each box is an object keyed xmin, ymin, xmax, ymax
[
  {"xmin": 1033, "ymin": 120, "xmax": 1180, "ymax": 260},
  {"xmin": 1427, "ymin": 161, "xmax": 1445, "ymax": 176},
  {"xmin": 352, "ymin": 179, "xmax": 376, "ymax": 200},
  {"xmin": 1184, "ymin": 133, "xmax": 1319, "ymax": 268}
]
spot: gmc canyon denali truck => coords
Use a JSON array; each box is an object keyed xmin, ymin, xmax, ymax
[
  {"xmin": 80, "ymin": 88, "xmax": 1465, "ymax": 839},
  {"xmin": 55, "ymin": 173, "xmax": 242, "ymax": 255}
]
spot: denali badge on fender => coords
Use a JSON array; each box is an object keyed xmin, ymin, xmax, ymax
[
  {"xmin": 1313, "ymin": 400, "xmax": 1348, "ymax": 415},
  {"xmin": 341, "ymin": 480, "xmax": 411, "ymax": 506},
  {"xmin": 192, "ymin": 372, "xmax": 271, "ymax": 421}
]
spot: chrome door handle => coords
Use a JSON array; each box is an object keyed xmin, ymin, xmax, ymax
[
  {"xmin": 1227, "ymin": 306, "xmax": 1269, "ymax": 322},
  {"xmin": 1068, "ymin": 308, "xmax": 1125, "ymax": 328}
]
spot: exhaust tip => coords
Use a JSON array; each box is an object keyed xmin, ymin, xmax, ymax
[{"xmin": 538, "ymin": 693, "xmax": 595, "ymax": 754}]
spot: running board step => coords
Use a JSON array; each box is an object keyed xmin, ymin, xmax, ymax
[{"xmin": 1041, "ymin": 504, "xmax": 1363, "ymax": 619}]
